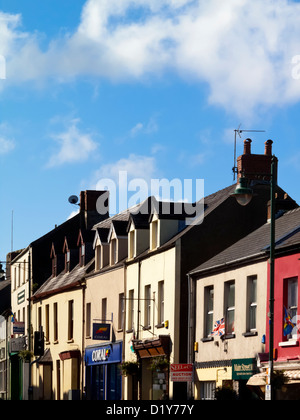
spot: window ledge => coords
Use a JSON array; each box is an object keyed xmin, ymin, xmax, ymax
[
  {"xmin": 243, "ymin": 331, "xmax": 258, "ymax": 337},
  {"xmin": 155, "ymin": 323, "xmax": 164, "ymax": 329},
  {"xmin": 222, "ymin": 333, "xmax": 235, "ymax": 340},
  {"xmin": 279, "ymin": 340, "xmax": 299, "ymax": 347},
  {"xmin": 201, "ymin": 337, "xmax": 214, "ymax": 343}
]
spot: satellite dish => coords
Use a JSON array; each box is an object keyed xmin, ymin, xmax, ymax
[{"xmin": 68, "ymin": 195, "xmax": 79, "ymax": 205}]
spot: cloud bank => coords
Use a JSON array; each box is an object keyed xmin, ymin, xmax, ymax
[{"xmin": 1, "ymin": 0, "xmax": 300, "ymax": 116}]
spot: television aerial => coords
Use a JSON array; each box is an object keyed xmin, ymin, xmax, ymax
[{"xmin": 232, "ymin": 124, "xmax": 265, "ymax": 181}]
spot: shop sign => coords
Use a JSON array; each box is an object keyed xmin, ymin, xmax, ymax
[
  {"xmin": 232, "ymin": 358, "xmax": 256, "ymax": 380},
  {"xmin": 85, "ymin": 341, "xmax": 122, "ymax": 366},
  {"xmin": 170, "ymin": 364, "xmax": 193, "ymax": 382},
  {"xmin": 17, "ymin": 290, "xmax": 25, "ymax": 304},
  {"xmin": 13, "ymin": 321, "xmax": 25, "ymax": 335},
  {"xmin": 93, "ymin": 323, "xmax": 111, "ymax": 341},
  {"xmin": 9, "ymin": 336, "xmax": 26, "ymax": 353}
]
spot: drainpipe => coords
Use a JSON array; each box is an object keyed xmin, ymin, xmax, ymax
[{"xmin": 187, "ymin": 273, "xmax": 195, "ymax": 400}]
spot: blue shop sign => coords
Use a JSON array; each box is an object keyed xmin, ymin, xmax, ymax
[
  {"xmin": 85, "ymin": 341, "xmax": 122, "ymax": 366},
  {"xmin": 93, "ymin": 323, "xmax": 111, "ymax": 341}
]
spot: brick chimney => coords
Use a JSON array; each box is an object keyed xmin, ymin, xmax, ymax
[
  {"xmin": 237, "ymin": 139, "xmax": 278, "ymax": 184},
  {"xmin": 80, "ymin": 190, "xmax": 109, "ymax": 229}
]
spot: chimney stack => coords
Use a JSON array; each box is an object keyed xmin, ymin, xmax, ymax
[
  {"xmin": 80, "ymin": 190, "xmax": 109, "ymax": 230},
  {"xmin": 237, "ymin": 139, "xmax": 277, "ymax": 184}
]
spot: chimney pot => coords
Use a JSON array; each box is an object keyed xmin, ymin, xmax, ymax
[
  {"xmin": 265, "ymin": 139, "xmax": 273, "ymax": 156},
  {"xmin": 243, "ymin": 138, "xmax": 252, "ymax": 155}
]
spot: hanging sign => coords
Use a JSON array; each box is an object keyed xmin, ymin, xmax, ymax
[{"xmin": 92, "ymin": 323, "xmax": 111, "ymax": 341}]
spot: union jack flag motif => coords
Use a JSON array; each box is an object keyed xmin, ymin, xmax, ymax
[{"xmin": 211, "ymin": 318, "xmax": 225, "ymax": 337}]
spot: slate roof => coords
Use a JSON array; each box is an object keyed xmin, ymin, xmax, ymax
[
  {"xmin": 189, "ymin": 206, "xmax": 300, "ymax": 276},
  {"xmin": 32, "ymin": 258, "xmax": 94, "ymax": 300}
]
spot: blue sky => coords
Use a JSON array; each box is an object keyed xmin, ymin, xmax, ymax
[{"xmin": 1, "ymin": 0, "xmax": 300, "ymax": 262}]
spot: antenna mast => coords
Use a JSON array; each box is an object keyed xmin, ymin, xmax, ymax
[{"xmin": 233, "ymin": 125, "xmax": 265, "ymax": 181}]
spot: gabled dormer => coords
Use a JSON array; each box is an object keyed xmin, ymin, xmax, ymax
[
  {"xmin": 62, "ymin": 236, "xmax": 79, "ymax": 273},
  {"xmin": 149, "ymin": 201, "xmax": 192, "ymax": 250},
  {"xmin": 127, "ymin": 213, "xmax": 150, "ymax": 259},
  {"xmin": 108, "ymin": 221, "xmax": 128, "ymax": 265},
  {"xmin": 50, "ymin": 242, "xmax": 64, "ymax": 277},
  {"xmin": 93, "ymin": 227, "xmax": 110, "ymax": 271}
]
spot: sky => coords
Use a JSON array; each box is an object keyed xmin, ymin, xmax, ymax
[{"xmin": 1, "ymin": 0, "xmax": 300, "ymax": 262}]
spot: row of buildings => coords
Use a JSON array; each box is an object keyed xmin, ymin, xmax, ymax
[{"xmin": 1, "ymin": 139, "xmax": 300, "ymax": 400}]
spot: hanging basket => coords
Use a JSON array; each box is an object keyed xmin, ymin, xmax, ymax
[
  {"xmin": 121, "ymin": 361, "xmax": 140, "ymax": 376},
  {"xmin": 149, "ymin": 356, "xmax": 169, "ymax": 372}
]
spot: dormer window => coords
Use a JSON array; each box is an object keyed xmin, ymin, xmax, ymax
[
  {"xmin": 151, "ymin": 220, "xmax": 158, "ymax": 250},
  {"xmin": 65, "ymin": 250, "xmax": 70, "ymax": 273},
  {"xmin": 52, "ymin": 255, "xmax": 57, "ymax": 277},
  {"xmin": 80, "ymin": 244, "xmax": 85, "ymax": 266}
]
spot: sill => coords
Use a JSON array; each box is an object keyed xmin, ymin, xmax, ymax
[
  {"xmin": 142, "ymin": 326, "xmax": 151, "ymax": 331},
  {"xmin": 279, "ymin": 340, "xmax": 299, "ymax": 347},
  {"xmin": 126, "ymin": 329, "xmax": 133, "ymax": 334},
  {"xmin": 222, "ymin": 333, "xmax": 235, "ymax": 340},
  {"xmin": 201, "ymin": 337, "xmax": 214, "ymax": 343},
  {"xmin": 53, "ymin": 340, "xmax": 59, "ymax": 345},
  {"xmin": 243, "ymin": 331, "xmax": 258, "ymax": 337},
  {"xmin": 67, "ymin": 339, "xmax": 74, "ymax": 344},
  {"xmin": 85, "ymin": 336, "xmax": 91, "ymax": 340},
  {"xmin": 117, "ymin": 329, "xmax": 123, "ymax": 333},
  {"xmin": 155, "ymin": 323, "xmax": 164, "ymax": 329}
]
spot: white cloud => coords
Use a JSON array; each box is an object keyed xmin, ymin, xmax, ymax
[
  {"xmin": 0, "ymin": 136, "xmax": 15, "ymax": 154},
  {"xmin": 3, "ymin": 1, "xmax": 300, "ymax": 116},
  {"xmin": 46, "ymin": 119, "xmax": 98, "ymax": 167}
]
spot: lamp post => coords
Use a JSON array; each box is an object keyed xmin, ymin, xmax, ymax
[{"xmin": 232, "ymin": 156, "xmax": 277, "ymax": 401}]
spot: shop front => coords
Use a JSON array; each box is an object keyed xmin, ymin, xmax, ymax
[{"xmin": 85, "ymin": 341, "xmax": 122, "ymax": 400}]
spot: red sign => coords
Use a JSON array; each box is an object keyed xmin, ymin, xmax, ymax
[{"xmin": 170, "ymin": 364, "xmax": 193, "ymax": 382}]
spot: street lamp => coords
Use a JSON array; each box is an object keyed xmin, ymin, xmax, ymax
[{"xmin": 232, "ymin": 156, "xmax": 277, "ymax": 401}]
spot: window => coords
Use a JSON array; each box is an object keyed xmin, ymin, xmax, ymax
[
  {"xmin": 247, "ymin": 276, "xmax": 257, "ymax": 332},
  {"xmin": 127, "ymin": 290, "xmax": 134, "ymax": 331},
  {"xmin": 96, "ymin": 245, "xmax": 101, "ymax": 271},
  {"xmin": 158, "ymin": 281, "xmax": 164, "ymax": 324},
  {"xmin": 225, "ymin": 281, "xmax": 235, "ymax": 335},
  {"xmin": 118, "ymin": 293, "xmax": 124, "ymax": 330},
  {"xmin": 45, "ymin": 305, "xmax": 50, "ymax": 342},
  {"xmin": 285, "ymin": 277, "xmax": 298, "ymax": 339},
  {"xmin": 204, "ymin": 286, "xmax": 214, "ymax": 337},
  {"xmin": 68, "ymin": 300, "xmax": 74, "ymax": 341},
  {"xmin": 144, "ymin": 285, "xmax": 151, "ymax": 328},
  {"xmin": 129, "ymin": 231, "xmax": 135, "ymax": 259},
  {"xmin": 65, "ymin": 251, "xmax": 70, "ymax": 273},
  {"xmin": 80, "ymin": 244, "xmax": 85, "ymax": 266},
  {"xmin": 86, "ymin": 302, "xmax": 91, "ymax": 338},
  {"xmin": 111, "ymin": 239, "xmax": 117, "ymax": 265},
  {"xmin": 53, "ymin": 303, "xmax": 58, "ymax": 342},
  {"xmin": 52, "ymin": 256, "xmax": 57, "ymax": 277},
  {"xmin": 151, "ymin": 220, "xmax": 158, "ymax": 250},
  {"xmin": 201, "ymin": 381, "xmax": 215, "ymax": 400},
  {"xmin": 102, "ymin": 298, "xmax": 107, "ymax": 322}
]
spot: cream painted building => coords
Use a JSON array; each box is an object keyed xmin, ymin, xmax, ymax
[{"xmin": 188, "ymin": 219, "xmax": 273, "ymax": 399}]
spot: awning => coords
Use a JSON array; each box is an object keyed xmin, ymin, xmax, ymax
[
  {"xmin": 38, "ymin": 348, "xmax": 53, "ymax": 365},
  {"xmin": 247, "ymin": 370, "xmax": 300, "ymax": 387},
  {"xmin": 133, "ymin": 335, "xmax": 170, "ymax": 359}
]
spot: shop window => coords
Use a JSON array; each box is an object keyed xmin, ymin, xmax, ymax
[
  {"xmin": 201, "ymin": 381, "xmax": 215, "ymax": 400},
  {"xmin": 284, "ymin": 277, "xmax": 298, "ymax": 340}
]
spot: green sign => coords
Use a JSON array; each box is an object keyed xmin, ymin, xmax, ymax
[
  {"xmin": 232, "ymin": 358, "xmax": 256, "ymax": 380},
  {"xmin": 17, "ymin": 290, "xmax": 25, "ymax": 304}
]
